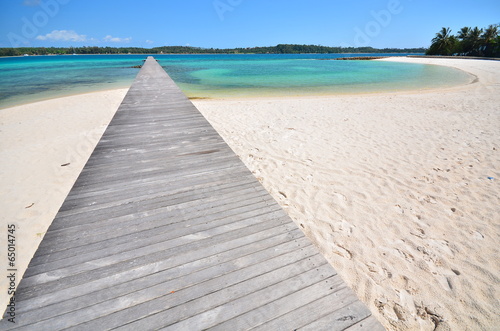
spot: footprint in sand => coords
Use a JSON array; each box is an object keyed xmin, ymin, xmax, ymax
[
  {"xmin": 471, "ymin": 231, "xmax": 485, "ymax": 240},
  {"xmin": 331, "ymin": 220, "xmax": 354, "ymax": 236},
  {"xmin": 437, "ymin": 275, "xmax": 454, "ymax": 291},
  {"xmin": 394, "ymin": 248, "xmax": 415, "ymax": 263},
  {"xmin": 426, "ymin": 239, "xmax": 454, "ymax": 257},
  {"xmin": 331, "ymin": 242, "xmax": 352, "ymax": 259},
  {"xmin": 365, "ymin": 262, "xmax": 378, "ymax": 273},
  {"xmin": 417, "ymin": 195, "xmax": 438, "ymax": 204},
  {"xmin": 410, "ymin": 228, "xmax": 426, "ymax": 239},
  {"xmin": 332, "ymin": 191, "xmax": 349, "ymax": 208},
  {"xmin": 416, "ymin": 175, "xmax": 435, "ymax": 184}
]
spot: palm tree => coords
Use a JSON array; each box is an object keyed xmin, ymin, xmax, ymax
[
  {"xmin": 457, "ymin": 27, "xmax": 471, "ymax": 40},
  {"xmin": 456, "ymin": 27, "xmax": 471, "ymax": 55},
  {"xmin": 482, "ymin": 24, "xmax": 498, "ymax": 43},
  {"xmin": 427, "ymin": 27, "xmax": 457, "ymax": 55},
  {"xmin": 481, "ymin": 24, "xmax": 499, "ymax": 56},
  {"xmin": 468, "ymin": 27, "xmax": 484, "ymax": 55}
]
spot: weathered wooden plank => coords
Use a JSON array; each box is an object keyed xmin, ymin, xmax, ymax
[
  {"xmin": 50, "ymin": 180, "xmax": 264, "ymax": 230},
  {"xmin": 300, "ymin": 301, "xmax": 375, "ymax": 331},
  {"xmin": 78, "ymin": 141, "xmax": 237, "ymax": 172},
  {"xmin": 79, "ymin": 141, "xmax": 233, "ymax": 171},
  {"xmin": 67, "ymin": 253, "xmax": 329, "ymax": 330},
  {"xmin": 19, "ymin": 216, "xmax": 292, "ymax": 295},
  {"xmin": 25, "ymin": 207, "xmax": 286, "ymax": 277},
  {"xmin": 59, "ymin": 166, "xmax": 253, "ymax": 211},
  {"xmin": 71, "ymin": 155, "xmax": 245, "ymax": 188},
  {"xmin": 30, "ymin": 195, "xmax": 277, "ymax": 266},
  {"xmin": 344, "ymin": 316, "xmax": 387, "ymax": 331},
  {"xmin": 18, "ymin": 245, "xmax": 321, "ymax": 330},
  {"xmin": 16, "ymin": 229, "xmax": 306, "ymax": 318},
  {"xmin": 252, "ymin": 285, "xmax": 360, "ymax": 330},
  {"xmin": 61, "ymin": 165, "xmax": 251, "ymax": 203},
  {"xmin": 33, "ymin": 189, "xmax": 272, "ymax": 255},
  {"xmin": 208, "ymin": 274, "xmax": 346, "ymax": 330},
  {"xmin": 50, "ymin": 175, "xmax": 265, "ymax": 228},
  {"xmin": 16, "ymin": 227, "xmax": 305, "ymax": 313},
  {"xmin": 56, "ymin": 173, "xmax": 258, "ymax": 221},
  {"xmin": 37, "ymin": 184, "xmax": 268, "ymax": 248},
  {"xmin": 12, "ymin": 235, "xmax": 311, "ymax": 327},
  {"xmin": 17, "ymin": 215, "xmax": 295, "ymax": 301},
  {"xmin": 65, "ymin": 165, "xmax": 252, "ymax": 202}
]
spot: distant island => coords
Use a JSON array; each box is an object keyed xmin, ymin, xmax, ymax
[{"xmin": 0, "ymin": 44, "xmax": 426, "ymax": 57}]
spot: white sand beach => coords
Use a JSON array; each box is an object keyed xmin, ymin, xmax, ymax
[{"xmin": 0, "ymin": 58, "xmax": 498, "ymax": 330}]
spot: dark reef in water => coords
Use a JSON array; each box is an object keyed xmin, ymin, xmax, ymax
[{"xmin": 317, "ymin": 56, "xmax": 389, "ymax": 61}]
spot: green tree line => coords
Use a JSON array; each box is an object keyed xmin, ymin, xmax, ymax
[
  {"xmin": 0, "ymin": 44, "xmax": 426, "ymax": 57},
  {"xmin": 427, "ymin": 24, "xmax": 499, "ymax": 57}
]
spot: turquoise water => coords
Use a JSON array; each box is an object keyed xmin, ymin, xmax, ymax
[{"xmin": 0, "ymin": 54, "xmax": 472, "ymax": 108}]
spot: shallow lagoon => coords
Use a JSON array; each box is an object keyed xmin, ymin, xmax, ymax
[{"xmin": 0, "ymin": 54, "xmax": 472, "ymax": 107}]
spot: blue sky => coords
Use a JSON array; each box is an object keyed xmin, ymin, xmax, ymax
[{"xmin": 1, "ymin": 0, "xmax": 499, "ymax": 49}]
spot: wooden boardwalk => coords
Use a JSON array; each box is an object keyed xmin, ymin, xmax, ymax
[{"xmin": 1, "ymin": 57, "xmax": 384, "ymax": 330}]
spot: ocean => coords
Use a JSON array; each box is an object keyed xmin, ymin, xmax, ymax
[{"xmin": 0, "ymin": 54, "xmax": 472, "ymax": 108}]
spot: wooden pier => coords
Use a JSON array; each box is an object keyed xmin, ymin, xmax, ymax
[{"xmin": 1, "ymin": 57, "xmax": 383, "ymax": 330}]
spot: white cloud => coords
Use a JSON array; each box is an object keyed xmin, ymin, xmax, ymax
[
  {"xmin": 36, "ymin": 30, "xmax": 87, "ymax": 42},
  {"xmin": 103, "ymin": 35, "xmax": 132, "ymax": 43},
  {"xmin": 34, "ymin": 31, "xmax": 133, "ymax": 44},
  {"xmin": 145, "ymin": 40, "xmax": 154, "ymax": 44}
]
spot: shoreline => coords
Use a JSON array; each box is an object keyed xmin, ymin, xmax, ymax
[
  {"xmin": 0, "ymin": 57, "xmax": 498, "ymax": 330},
  {"xmin": 2, "ymin": 72, "xmax": 477, "ymax": 114},
  {"xmin": 0, "ymin": 53, "xmax": 426, "ymax": 58},
  {"xmin": 2, "ymin": 82, "xmax": 472, "ymax": 110},
  {"xmin": 0, "ymin": 85, "xmax": 132, "ymax": 110},
  {"xmin": 1, "ymin": 54, "xmax": 476, "ymax": 110}
]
